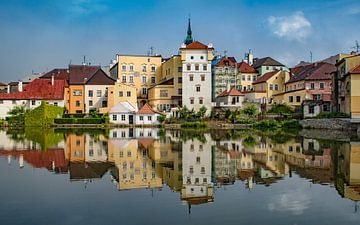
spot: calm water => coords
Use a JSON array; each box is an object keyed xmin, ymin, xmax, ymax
[{"xmin": 0, "ymin": 128, "xmax": 359, "ymax": 225}]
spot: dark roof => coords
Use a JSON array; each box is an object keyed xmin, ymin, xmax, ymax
[
  {"xmin": 69, "ymin": 65, "xmax": 115, "ymax": 85},
  {"xmin": 238, "ymin": 62, "xmax": 257, "ymax": 73},
  {"xmin": 0, "ymin": 82, "xmax": 7, "ymax": 86},
  {"xmin": 40, "ymin": 68, "xmax": 69, "ymax": 81},
  {"xmin": 157, "ymin": 78, "xmax": 174, "ymax": 86},
  {"xmin": 253, "ymin": 70, "xmax": 279, "ymax": 84},
  {"xmin": 70, "ymin": 162, "xmax": 112, "ymax": 180},
  {"xmin": 214, "ymin": 56, "xmax": 237, "ymax": 67},
  {"xmin": 252, "ymin": 57, "xmax": 284, "ymax": 68},
  {"xmin": 287, "ymin": 62, "xmax": 336, "ymax": 84},
  {"xmin": 0, "ymin": 78, "xmax": 65, "ymax": 100}
]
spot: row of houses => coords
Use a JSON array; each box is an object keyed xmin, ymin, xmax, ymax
[{"xmin": 1, "ymin": 19, "xmax": 360, "ymax": 123}]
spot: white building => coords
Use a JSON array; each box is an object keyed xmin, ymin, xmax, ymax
[
  {"xmin": 215, "ymin": 87, "xmax": 245, "ymax": 108},
  {"xmin": 135, "ymin": 103, "xmax": 163, "ymax": 125},
  {"xmin": 180, "ymin": 41, "xmax": 214, "ymax": 115},
  {"xmin": 0, "ymin": 78, "xmax": 66, "ymax": 119},
  {"xmin": 109, "ymin": 101, "xmax": 137, "ymax": 125}
]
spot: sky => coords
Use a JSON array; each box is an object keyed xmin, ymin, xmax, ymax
[{"xmin": 0, "ymin": 0, "xmax": 359, "ymax": 82}]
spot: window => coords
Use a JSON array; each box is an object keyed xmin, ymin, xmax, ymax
[
  {"xmin": 97, "ymin": 90, "xmax": 102, "ymax": 97},
  {"xmin": 73, "ymin": 90, "xmax": 82, "ymax": 96},
  {"xmin": 196, "ymin": 86, "xmax": 200, "ymax": 92},
  {"xmin": 201, "ymin": 167, "xmax": 205, "ymax": 174},
  {"xmin": 195, "ymin": 64, "xmax": 199, "ymax": 71},
  {"xmin": 189, "ymin": 75, "xmax": 194, "ymax": 81},
  {"xmin": 247, "ymin": 75, "xmax": 251, "ymax": 81},
  {"xmin": 148, "ymin": 116, "xmax": 152, "ymax": 121},
  {"xmin": 242, "ymin": 75, "xmax": 245, "ymax": 81},
  {"xmin": 160, "ymin": 90, "xmax": 168, "ymax": 97},
  {"xmin": 89, "ymin": 100, "xmax": 93, "ymax": 106},
  {"xmin": 323, "ymin": 104, "xmax": 330, "ymax": 112},
  {"xmin": 31, "ymin": 100, "xmax": 36, "ymax": 105},
  {"xmin": 76, "ymin": 101, "xmax": 81, "ymax": 107},
  {"xmin": 320, "ymin": 82, "xmax": 325, "ymax": 89},
  {"xmin": 119, "ymin": 91, "xmax": 123, "ymax": 97},
  {"xmin": 178, "ymin": 67, "xmax": 182, "ymax": 72},
  {"xmin": 178, "ymin": 77, "xmax": 182, "ymax": 83},
  {"xmin": 201, "ymin": 75, "xmax": 205, "ymax": 81},
  {"xmin": 151, "ymin": 66, "xmax": 156, "ymax": 72},
  {"xmin": 200, "ymin": 56, "xmax": 204, "ymax": 60},
  {"xmin": 124, "ymin": 91, "xmax": 130, "ymax": 97},
  {"xmin": 178, "ymin": 88, "xmax": 182, "ymax": 95},
  {"xmin": 129, "ymin": 76, "xmax": 134, "ymax": 83},
  {"xmin": 296, "ymin": 96, "xmax": 301, "ymax": 102},
  {"xmin": 203, "ymin": 65, "xmax": 207, "ymax": 71},
  {"xmin": 139, "ymin": 116, "xmax": 143, "ymax": 121},
  {"xmin": 190, "ymin": 56, "xmax": 194, "ymax": 60},
  {"xmin": 121, "ymin": 115, "xmax": 126, "ymax": 121},
  {"xmin": 187, "ymin": 64, "xmax": 191, "ymax": 71},
  {"xmin": 122, "ymin": 64, "xmax": 126, "ymax": 71},
  {"xmin": 88, "ymin": 90, "xmax": 93, "ymax": 97},
  {"xmin": 142, "ymin": 65, "xmax": 146, "ymax": 72},
  {"xmin": 142, "ymin": 76, "xmax": 147, "ymax": 84},
  {"xmin": 0, "ymin": 100, "xmax": 3, "ymax": 104},
  {"xmin": 196, "ymin": 157, "xmax": 201, "ymax": 164},
  {"xmin": 253, "ymin": 75, "xmax": 257, "ymax": 81},
  {"xmin": 151, "ymin": 76, "xmax": 156, "ymax": 84},
  {"xmin": 269, "ymin": 84, "xmax": 273, "ymax": 90},
  {"xmin": 122, "ymin": 76, "xmax": 126, "ymax": 83},
  {"xmin": 313, "ymin": 94, "xmax": 321, "ymax": 100},
  {"xmin": 129, "ymin": 65, "xmax": 133, "ymax": 71},
  {"xmin": 309, "ymin": 105, "xmax": 315, "ymax": 114},
  {"xmin": 274, "ymin": 84, "xmax": 279, "ymax": 90},
  {"xmin": 112, "ymin": 115, "xmax": 117, "ymax": 121},
  {"xmin": 310, "ymin": 83, "xmax": 315, "ymax": 90},
  {"xmin": 54, "ymin": 102, "xmax": 58, "ymax": 106},
  {"xmin": 102, "ymin": 101, "xmax": 107, "ymax": 107},
  {"xmin": 199, "ymin": 98, "xmax": 203, "ymax": 104},
  {"xmin": 190, "ymin": 98, "xmax": 194, "ymax": 104},
  {"xmin": 142, "ymin": 88, "xmax": 147, "ymax": 95},
  {"xmin": 289, "ymin": 96, "xmax": 293, "ymax": 103}
]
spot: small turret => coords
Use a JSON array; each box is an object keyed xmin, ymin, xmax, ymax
[{"xmin": 184, "ymin": 18, "xmax": 193, "ymax": 45}]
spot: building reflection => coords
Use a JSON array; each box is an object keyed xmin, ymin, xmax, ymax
[{"xmin": 1, "ymin": 129, "xmax": 360, "ymax": 209}]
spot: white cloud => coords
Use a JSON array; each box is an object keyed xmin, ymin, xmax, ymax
[
  {"xmin": 268, "ymin": 189, "xmax": 311, "ymax": 215},
  {"xmin": 268, "ymin": 11, "xmax": 311, "ymax": 41}
]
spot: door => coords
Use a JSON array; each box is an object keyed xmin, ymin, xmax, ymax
[{"xmin": 129, "ymin": 115, "xmax": 134, "ymax": 124}]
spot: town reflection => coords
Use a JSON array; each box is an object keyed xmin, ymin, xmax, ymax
[{"xmin": 1, "ymin": 128, "xmax": 360, "ymax": 209}]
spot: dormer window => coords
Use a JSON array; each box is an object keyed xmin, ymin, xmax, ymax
[
  {"xmin": 200, "ymin": 56, "xmax": 204, "ymax": 60},
  {"xmin": 190, "ymin": 56, "xmax": 194, "ymax": 60}
]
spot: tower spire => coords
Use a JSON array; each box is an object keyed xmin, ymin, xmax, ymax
[{"xmin": 184, "ymin": 17, "xmax": 193, "ymax": 45}]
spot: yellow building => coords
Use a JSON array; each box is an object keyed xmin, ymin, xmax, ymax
[
  {"xmin": 148, "ymin": 55, "xmax": 183, "ymax": 112},
  {"xmin": 236, "ymin": 61, "xmax": 259, "ymax": 92},
  {"xmin": 247, "ymin": 70, "xmax": 290, "ymax": 104},
  {"xmin": 109, "ymin": 55, "xmax": 163, "ymax": 106},
  {"xmin": 336, "ymin": 54, "xmax": 360, "ymax": 119},
  {"xmin": 99, "ymin": 82, "xmax": 138, "ymax": 113}
]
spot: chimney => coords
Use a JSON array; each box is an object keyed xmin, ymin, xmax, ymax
[
  {"xmin": 7, "ymin": 85, "xmax": 10, "ymax": 93},
  {"xmin": 18, "ymin": 81, "xmax": 23, "ymax": 92},
  {"xmin": 248, "ymin": 50, "xmax": 254, "ymax": 66},
  {"xmin": 51, "ymin": 75, "xmax": 54, "ymax": 86},
  {"xmin": 19, "ymin": 154, "xmax": 24, "ymax": 168}
]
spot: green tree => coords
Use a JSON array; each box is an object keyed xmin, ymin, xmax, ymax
[{"xmin": 241, "ymin": 104, "xmax": 259, "ymax": 117}]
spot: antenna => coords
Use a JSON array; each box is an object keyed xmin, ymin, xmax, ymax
[
  {"xmin": 83, "ymin": 55, "xmax": 86, "ymax": 65},
  {"xmin": 310, "ymin": 51, "xmax": 313, "ymax": 63},
  {"xmin": 351, "ymin": 40, "xmax": 359, "ymax": 53},
  {"xmin": 224, "ymin": 50, "xmax": 228, "ymax": 57},
  {"xmin": 150, "ymin": 46, "xmax": 154, "ymax": 56}
]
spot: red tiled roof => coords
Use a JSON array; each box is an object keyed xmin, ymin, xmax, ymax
[
  {"xmin": 218, "ymin": 87, "xmax": 244, "ymax": 97},
  {"xmin": 40, "ymin": 68, "xmax": 69, "ymax": 81},
  {"xmin": 138, "ymin": 138, "xmax": 155, "ymax": 149},
  {"xmin": 214, "ymin": 56, "xmax": 237, "ymax": 67},
  {"xmin": 350, "ymin": 64, "xmax": 360, "ymax": 73},
  {"xmin": 182, "ymin": 41, "xmax": 213, "ymax": 49},
  {"xmin": 0, "ymin": 78, "xmax": 65, "ymax": 100},
  {"xmin": 252, "ymin": 70, "xmax": 278, "ymax": 84},
  {"xmin": 238, "ymin": 62, "xmax": 257, "ymax": 73},
  {"xmin": 137, "ymin": 103, "xmax": 162, "ymax": 115}
]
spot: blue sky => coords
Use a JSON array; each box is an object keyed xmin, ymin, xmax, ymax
[{"xmin": 0, "ymin": 0, "xmax": 359, "ymax": 82}]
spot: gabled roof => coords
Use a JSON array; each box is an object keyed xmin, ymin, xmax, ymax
[
  {"xmin": 350, "ymin": 64, "xmax": 360, "ymax": 74},
  {"xmin": 238, "ymin": 62, "xmax": 257, "ymax": 73},
  {"xmin": 182, "ymin": 41, "xmax": 213, "ymax": 50},
  {"xmin": 213, "ymin": 56, "xmax": 237, "ymax": 67},
  {"xmin": 69, "ymin": 65, "xmax": 115, "ymax": 85},
  {"xmin": 137, "ymin": 103, "xmax": 162, "ymax": 115},
  {"xmin": 109, "ymin": 101, "xmax": 137, "ymax": 114},
  {"xmin": 0, "ymin": 82, "xmax": 7, "ymax": 86},
  {"xmin": 138, "ymin": 138, "xmax": 155, "ymax": 149},
  {"xmin": 217, "ymin": 87, "xmax": 244, "ymax": 97},
  {"xmin": 0, "ymin": 78, "xmax": 65, "ymax": 100},
  {"xmin": 40, "ymin": 68, "xmax": 69, "ymax": 81},
  {"xmin": 287, "ymin": 62, "xmax": 335, "ymax": 84},
  {"xmin": 252, "ymin": 57, "xmax": 284, "ymax": 69},
  {"xmin": 252, "ymin": 70, "xmax": 279, "ymax": 84}
]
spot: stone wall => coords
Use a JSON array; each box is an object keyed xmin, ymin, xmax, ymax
[{"xmin": 300, "ymin": 118, "xmax": 352, "ymax": 130}]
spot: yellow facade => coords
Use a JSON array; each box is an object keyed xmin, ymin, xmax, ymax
[
  {"xmin": 351, "ymin": 74, "xmax": 360, "ymax": 118},
  {"xmin": 99, "ymin": 83, "xmax": 138, "ymax": 113},
  {"xmin": 111, "ymin": 55, "xmax": 162, "ymax": 105},
  {"xmin": 236, "ymin": 72, "xmax": 258, "ymax": 91},
  {"xmin": 65, "ymin": 134, "xmax": 85, "ymax": 162},
  {"xmin": 67, "ymin": 85, "xmax": 85, "ymax": 114}
]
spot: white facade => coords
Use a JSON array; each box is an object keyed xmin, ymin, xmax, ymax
[
  {"xmin": 135, "ymin": 113, "xmax": 161, "ymax": 125},
  {"xmin": 109, "ymin": 102, "xmax": 137, "ymax": 125},
  {"xmin": 216, "ymin": 95, "xmax": 245, "ymax": 108},
  {"xmin": 84, "ymin": 85, "xmax": 111, "ymax": 113},
  {"xmin": 84, "ymin": 134, "xmax": 108, "ymax": 162},
  {"xmin": 0, "ymin": 99, "xmax": 65, "ymax": 119},
  {"xmin": 181, "ymin": 46, "xmax": 213, "ymax": 115}
]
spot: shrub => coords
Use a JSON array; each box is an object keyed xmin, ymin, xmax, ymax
[
  {"xmin": 180, "ymin": 121, "xmax": 207, "ymax": 129},
  {"xmin": 241, "ymin": 104, "xmax": 259, "ymax": 117},
  {"xmin": 281, "ymin": 119, "xmax": 302, "ymax": 129},
  {"xmin": 158, "ymin": 115, "xmax": 166, "ymax": 123},
  {"xmin": 316, "ymin": 112, "xmax": 349, "ymax": 118},
  {"xmin": 267, "ymin": 104, "xmax": 294, "ymax": 115},
  {"xmin": 54, "ymin": 118, "xmax": 103, "ymax": 124},
  {"xmin": 254, "ymin": 119, "xmax": 280, "ymax": 130}
]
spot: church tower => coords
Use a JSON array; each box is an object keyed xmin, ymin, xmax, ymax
[{"xmin": 184, "ymin": 18, "xmax": 193, "ymax": 45}]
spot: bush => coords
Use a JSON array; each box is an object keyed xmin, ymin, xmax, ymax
[
  {"xmin": 54, "ymin": 118, "xmax": 103, "ymax": 124},
  {"xmin": 281, "ymin": 119, "xmax": 302, "ymax": 129},
  {"xmin": 241, "ymin": 104, "xmax": 259, "ymax": 117},
  {"xmin": 180, "ymin": 121, "xmax": 207, "ymax": 129},
  {"xmin": 254, "ymin": 119, "xmax": 280, "ymax": 130},
  {"xmin": 158, "ymin": 115, "xmax": 166, "ymax": 123},
  {"xmin": 267, "ymin": 104, "xmax": 294, "ymax": 115},
  {"xmin": 316, "ymin": 112, "xmax": 349, "ymax": 118}
]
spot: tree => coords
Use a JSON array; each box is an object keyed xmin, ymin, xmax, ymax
[
  {"xmin": 241, "ymin": 104, "xmax": 259, "ymax": 117},
  {"xmin": 196, "ymin": 106, "xmax": 207, "ymax": 119}
]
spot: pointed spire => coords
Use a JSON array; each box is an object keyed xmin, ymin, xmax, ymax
[{"xmin": 184, "ymin": 17, "xmax": 193, "ymax": 45}]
